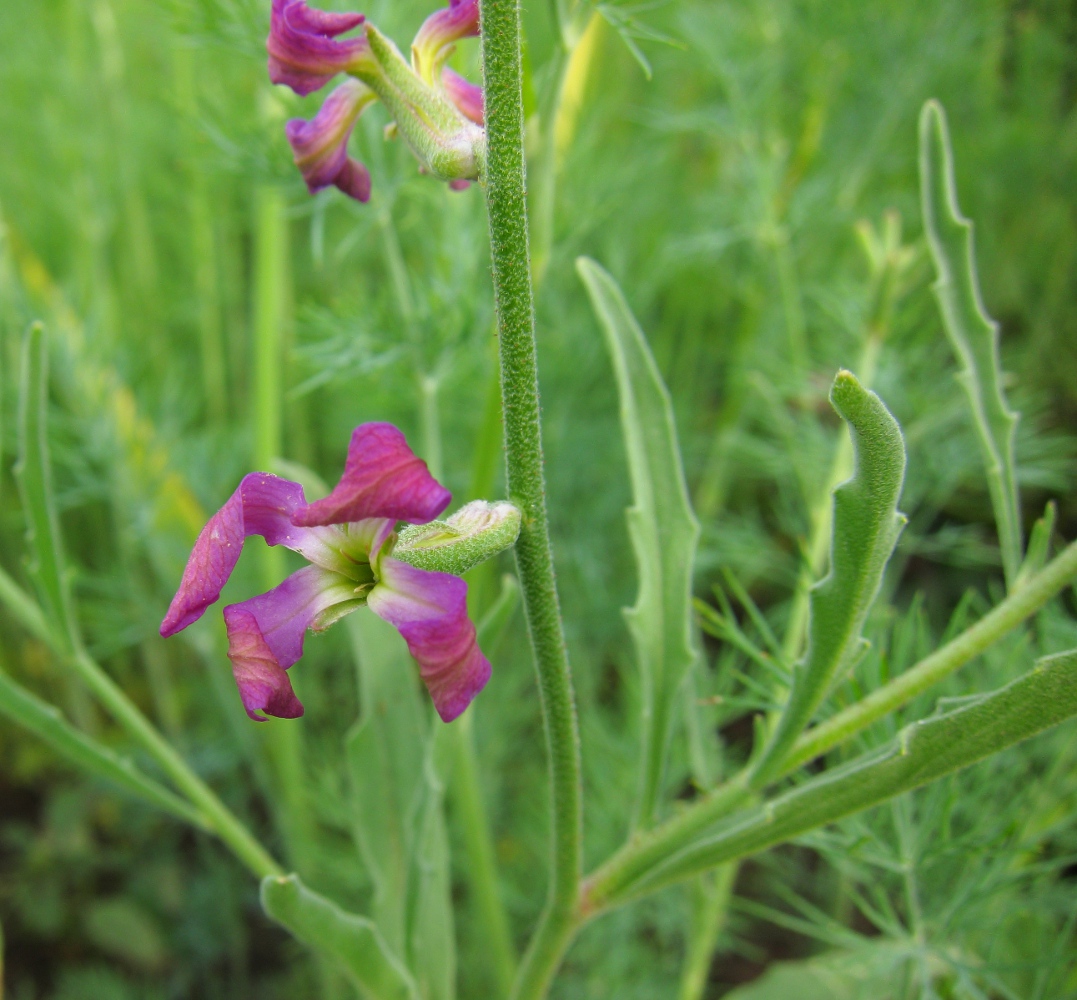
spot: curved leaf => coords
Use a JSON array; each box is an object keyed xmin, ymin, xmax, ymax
[{"xmin": 751, "ymin": 371, "xmax": 906, "ymax": 786}]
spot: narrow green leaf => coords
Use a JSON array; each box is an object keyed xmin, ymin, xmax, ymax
[
  {"xmin": 0, "ymin": 665, "xmax": 207, "ymax": 828},
  {"xmin": 408, "ymin": 730, "xmax": 456, "ymax": 1000},
  {"xmin": 14, "ymin": 322, "xmax": 80, "ymax": 652},
  {"xmin": 576, "ymin": 257, "xmax": 702, "ymax": 827},
  {"xmin": 446, "ymin": 574, "xmax": 519, "ymax": 997},
  {"xmin": 919, "ymin": 99, "xmax": 1022, "ymax": 589},
  {"xmin": 1015, "ymin": 500, "xmax": 1055, "ymax": 591},
  {"xmin": 346, "ymin": 613, "xmax": 456, "ymax": 997},
  {"xmin": 630, "ymin": 648, "xmax": 1077, "ymax": 898},
  {"xmin": 752, "ymin": 371, "xmax": 906, "ymax": 786},
  {"xmin": 261, "ymin": 874, "xmax": 418, "ymax": 1000}
]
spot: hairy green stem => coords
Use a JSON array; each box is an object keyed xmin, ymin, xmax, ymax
[
  {"xmin": 780, "ymin": 534, "xmax": 1077, "ymax": 774},
  {"xmin": 581, "ymin": 777, "xmax": 752, "ymax": 917},
  {"xmin": 480, "ymin": 0, "xmax": 583, "ymax": 995},
  {"xmin": 579, "ymin": 536, "xmax": 1077, "ymax": 910},
  {"xmin": 0, "ymin": 565, "xmax": 283, "ymax": 880}
]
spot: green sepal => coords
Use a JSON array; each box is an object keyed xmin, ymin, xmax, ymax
[
  {"xmin": 392, "ymin": 500, "xmax": 521, "ymax": 577},
  {"xmin": 360, "ymin": 26, "xmax": 484, "ymax": 182},
  {"xmin": 260, "ymin": 873, "xmax": 418, "ymax": 1000},
  {"xmin": 751, "ymin": 370, "xmax": 906, "ymax": 786}
]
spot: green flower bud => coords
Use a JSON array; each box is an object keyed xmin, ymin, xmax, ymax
[{"xmin": 392, "ymin": 501, "xmax": 521, "ymax": 576}]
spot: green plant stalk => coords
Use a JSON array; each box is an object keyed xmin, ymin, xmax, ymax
[
  {"xmin": 252, "ymin": 184, "xmax": 311, "ymax": 865},
  {"xmin": 0, "ymin": 564, "xmax": 282, "ymax": 880},
  {"xmin": 616, "ymin": 648, "xmax": 1077, "ymax": 901},
  {"xmin": 581, "ymin": 777, "xmax": 752, "ymax": 918},
  {"xmin": 0, "ymin": 662, "xmax": 204, "ymax": 826},
  {"xmin": 447, "ymin": 581, "xmax": 521, "ymax": 996},
  {"xmin": 480, "ymin": 0, "xmax": 583, "ymax": 995},
  {"xmin": 678, "ymin": 863, "xmax": 737, "ymax": 1000},
  {"xmin": 449, "ymin": 711, "xmax": 518, "ymax": 996},
  {"xmin": 780, "ymin": 533, "xmax": 1077, "ymax": 774},
  {"xmin": 579, "ymin": 535, "xmax": 1077, "ymax": 909}
]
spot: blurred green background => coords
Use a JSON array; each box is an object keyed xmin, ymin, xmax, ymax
[{"xmin": 1, "ymin": 0, "xmax": 1076, "ymax": 996}]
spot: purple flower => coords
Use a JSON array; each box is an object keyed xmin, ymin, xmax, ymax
[
  {"xmin": 160, "ymin": 423, "xmax": 490, "ymax": 723},
  {"xmin": 441, "ymin": 67, "xmax": 483, "ymax": 125},
  {"xmin": 286, "ymin": 79, "xmax": 375, "ymax": 202},
  {"xmin": 268, "ymin": 0, "xmax": 373, "ymax": 97},
  {"xmin": 411, "ymin": 0, "xmax": 479, "ymax": 85}
]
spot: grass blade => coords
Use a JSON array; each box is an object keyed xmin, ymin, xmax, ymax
[
  {"xmin": 0, "ymin": 665, "xmax": 207, "ymax": 828},
  {"xmin": 919, "ymin": 99, "xmax": 1022, "ymax": 589},
  {"xmin": 752, "ymin": 371, "xmax": 906, "ymax": 786},
  {"xmin": 577, "ymin": 257, "xmax": 702, "ymax": 827},
  {"xmin": 14, "ymin": 322, "xmax": 80, "ymax": 653},
  {"xmin": 629, "ymin": 648, "xmax": 1077, "ymax": 898},
  {"xmin": 261, "ymin": 874, "xmax": 418, "ymax": 1000}
]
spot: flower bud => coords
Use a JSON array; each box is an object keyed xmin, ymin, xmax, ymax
[
  {"xmin": 392, "ymin": 501, "xmax": 521, "ymax": 576},
  {"xmin": 285, "ymin": 79, "xmax": 376, "ymax": 201},
  {"xmin": 411, "ymin": 0, "xmax": 480, "ymax": 87}
]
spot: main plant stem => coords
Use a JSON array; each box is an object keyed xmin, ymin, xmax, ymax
[{"xmin": 480, "ymin": 1, "xmax": 584, "ymax": 996}]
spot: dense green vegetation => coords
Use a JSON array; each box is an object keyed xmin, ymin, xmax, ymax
[{"xmin": 1, "ymin": 0, "xmax": 1076, "ymax": 996}]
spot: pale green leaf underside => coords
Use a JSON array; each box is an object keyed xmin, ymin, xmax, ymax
[
  {"xmin": 919, "ymin": 99, "xmax": 1022, "ymax": 588},
  {"xmin": 577, "ymin": 257, "xmax": 701, "ymax": 826},
  {"xmin": 632, "ymin": 647, "xmax": 1077, "ymax": 896},
  {"xmin": 752, "ymin": 371, "xmax": 906, "ymax": 785},
  {"xmin": 260, "ymin": 873, "xmax": 418, "ymax": 1000}
]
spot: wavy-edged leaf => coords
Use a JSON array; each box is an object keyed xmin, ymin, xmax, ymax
[
  {"xmin": 919, "ymin": 99, "xmax": 1022, "ymax": 588},
  {"xmin": 631, "ymin": 648, "xmax": 1077, "ymax": 898},
  {"xmin": 577, "ymin": 257, "xmax": 702, "ymax": 826},
  {"xmin": 261, "ymin": 874, "xmax": 418, "ymax": 1000},
  {"xmin": 14, "ymin": 322, "xmax": 80, "ymax": 653},
  {"xmin": 0, "ymin": 665, "xmax": 205, "ymax": 827},
  {"xmin": 752, "ymin": 371, "xmax": 906, "ymax": 786}
]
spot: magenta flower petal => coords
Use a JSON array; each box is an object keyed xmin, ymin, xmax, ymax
[
  {"xmin": 412, "ymin": 0, "xmax": 480, "ymax": 83},
  {"xmin": 441, "ymin": 67, "xmax": 483, "ymax": 125},
  {"xmin": 293, "ymin": 422, "xmax": 451, "ymax": 527},
  {"xmin": 285, "ymin": 79, "xmax": 374, "ymax": 202},
  {"xmin": 268, "ymin": 0, "xmax": 371, "ymax": 97},
  {"xmin": 224, "ymin": 608, "xmax": 305, "ymax": 721},
  {"xmin": 367, "ymin": 557, "xmax": 490, "ymax": 722},
  {"xmin": 224, "ymin": 565, "xmax": 357, "ymax": 720},
  {"xmin": 160, "ymin": 473, "xmax": 345, "ymax": 637}
]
